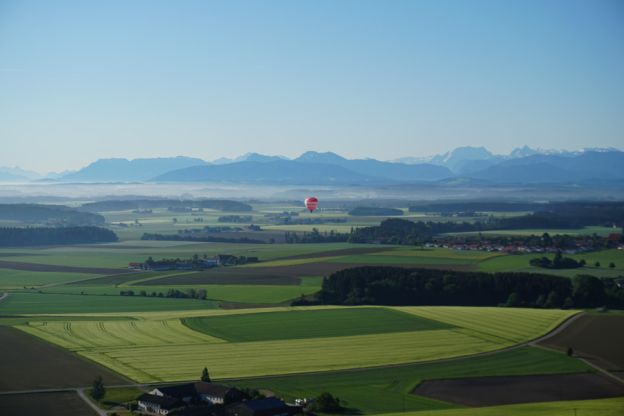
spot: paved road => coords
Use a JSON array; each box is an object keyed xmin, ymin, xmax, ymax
[{"xmin": 77, "ymin": 388, "xmax": 107, "ymax": 416}]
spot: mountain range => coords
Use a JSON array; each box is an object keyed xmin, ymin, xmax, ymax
[{"xmin": 2, "ymin": 147, "xmax": 622, "ymax": 185}]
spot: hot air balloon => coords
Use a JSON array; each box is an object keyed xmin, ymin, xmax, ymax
[{"xmin": 305, "ymin": 197, "xmax": 318, "ymax": 213}]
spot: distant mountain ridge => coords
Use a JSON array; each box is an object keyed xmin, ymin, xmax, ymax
[
  {"xmin": 59, "ymin": 156, "xmax": 208, "ymax": 182},
  {"xmin": 153, "ymin": 160, "xmax": 381, "ymax": 185},
  {"xmin": 7, "ymin": 146, "xmax": 623, "ymax": 185}
]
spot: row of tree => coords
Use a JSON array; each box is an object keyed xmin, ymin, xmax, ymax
[
  {"xmin": 348, "ymin": 207, "xmax": 403, "ymax": 216},
  {"xmin": 349, "ymin": 218, "xmax": 624, "ymax": 245},
  {"xmin": 120, "ymin": 288, "xmax": 207, "ymax": 299},
  {"xmin": 284, "ymin": 229, "xmax": 349, "ymax": 243},
  {"xmin": 530, "ymin": 252, "xmax": 585, "ymax": 269},
  {"xmin": 0, "ymin": 226, "xmax": 118, "ymax": 247},
  {"xmin": 408, "ymin": 201, "xmax": 624, "ymax": 228},
  {"xmin": 81, "ymin": 198, "xmax": 252, "ymax": 212},
  {"xmin": 141, "ymin": 232, "xmax": 265, "ymax": 244},
  {"xmin": 315, "ymin": 266, "xmax": 624, "ymax": 309},
  {"xmin": 0, "ymin": 203, "xmax": 105, "ymax": 226}
]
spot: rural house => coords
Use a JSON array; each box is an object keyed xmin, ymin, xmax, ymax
[
  {"xmin": 224, "ymin": 397, "xmax": 302, "ymax": 416},
  {"xmin": 216, "ymin": 254, "xmax": 238, "ymax": 266},
  {"xmin": 138, "ymin": 393, "xmax": 182, "ymax": 415},
  {"xmin": 149, "ymin": 381, "xmax": 244, "ymax": 405}
]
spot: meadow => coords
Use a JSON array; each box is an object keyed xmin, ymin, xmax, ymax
[
  {"xmin": 0, "ymin": 268, "xmax": 99, "ymax": 288},
  {"xmin": 232, "ymin": 347, "xmax": 589, "ymax": 414},
  {"xmin": 478, "ymin": 248, "xmax": 624, "ymax": 278},
  {"xmin": 182, "ymin": 307, "xmax": 453, "ymax": 342},
  {"xmin": 16, "ymin": 306, "xmax": 577, "ymax": 382},
  {"xmin": 0, "ymin": 292, "xmax": 217, "ymax": 314}
]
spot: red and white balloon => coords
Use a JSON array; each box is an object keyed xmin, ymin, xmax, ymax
[{"xmin": 304, "ymin": 197, "xmax": 318, "ymax": 212}]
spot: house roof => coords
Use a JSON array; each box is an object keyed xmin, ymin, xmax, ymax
[
  {"xmin": 243, "ymin": 398, "xmax": 288, "ymax": 411},
  {"xmin": 157, "ymin": 382, "xmax": 236, "ymax": 399},
  {"xmin": 138, "ymin": 393, "xmax": 181, "ymax": 409}
]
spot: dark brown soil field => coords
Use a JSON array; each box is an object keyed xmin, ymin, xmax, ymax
[
  {"xmin": 539, "ymin": 314, "xmax": 624, "ymax": 372},
  {"xmin": 0, "ymin": 326, "xmax": 127, "ymax": 391},
  {"xmin": 0, "ymin": 260, "xmax": 126, "ymax": 275},
  {"xmin": 139, "ymin": 262, "xmax": 374, "ymax": 286},
  {"xmin": 139, "ymin": 268, "xmax": 304, "ymax": 286},
  {"xmin": 69, "ymin": 271, "xmax": 161, "ymax": 286},
  {"xmin": 277, "ymin": 247, "xmax": 393, "ymax": 260},
  {"xmin": 414, "ymin": 373, "xmax": 624, "ymax": 406},
  {"xmin": 141, "ymin": 262, "xmax": 472, "ymax": 286},
  {"xmin": 0, "ymin": 392, "xmax": 97, "ymax": 416}
]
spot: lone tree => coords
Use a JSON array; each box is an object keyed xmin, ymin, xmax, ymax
[
  {"xmin": 567, "ymin": 347, "xmax": 574, "ymax": 357},
  {"xmin": 609, "ymin": 262, "xmax": 616, "ymax": 269},
  {"xmin": 595, "ymin": 261, "xmax": 601, "ymax": 268},
  {"xmin": 91, "ymin": 375, "xmax": 106, "ymax": 400},
  {"xmin": 312, "ymin": 392, "xmax": 342, "ymax": 413},
  {"xmin": 201, "ymin": 367, "xmax": 211, "ymax": 382}
]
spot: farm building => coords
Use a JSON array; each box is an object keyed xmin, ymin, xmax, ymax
[
  {"xmin": 149, "ymin": 381, "xmax": 244, "ymax": 405},
  {"xmin": 138, "ymin": 393, "xmax": 182, "ymax": 415},
  {"xmin": 224, "ymin": 397, "xmax": 301, "ymax": 416},
  {"xmin": 216, "ymin": 254, "xmax": 238, "ymax": 266}
]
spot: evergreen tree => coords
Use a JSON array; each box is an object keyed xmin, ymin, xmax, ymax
[
  {"xmin": 545, "ymin": 291, "xmax": 561, "ymax": 308},
  {"xmin": 91, "ymin": 376, "xmax": 106, "ymax": 401},
  {"xmin": 201, "ymin": 367, "xmax": 211, "ymax": 382}
]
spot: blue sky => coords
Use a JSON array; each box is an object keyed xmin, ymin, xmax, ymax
[{"xmin": 1, "ymin": 0, "xmax": 623, "ymax": 171}]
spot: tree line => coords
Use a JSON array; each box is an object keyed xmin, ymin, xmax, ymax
[
  {"xmin": 0, "ymin": 204, "xmax": 105, "ymax": 226},
  {"xmin": 0, "ymin": 226, "xmax": 118, "ymax": 247},
  {"xmin": 348, "ymin": 218, "xmax": 624, "ymax": 245},
  {"xmin": 530, "ymin": 252, "xmax": 585, "ymax": 269},
  {"xmin": 408, "ymin": 201, "xmax": 624, "ymax": 228},
  {"xmin": 313, "ymin": 266, "xmax": 624, "ymax": 309},
  {"xmin": 141, "ymin": 232, "xmax": 265, "ymax": 244},
  {"xmin": 120, "ymin": 288, "xmax": 207, "ymax": 300},
  {"xmin": 81, "ymin": 198, "xmax": 252, "ymax": 212},
  {"xmin": 348, "ymin": 207, "xmax": 403, "ymax": 216},
  {"xmin": 284, "ymin": 229, "xmax": 349, "ymax": 243}
]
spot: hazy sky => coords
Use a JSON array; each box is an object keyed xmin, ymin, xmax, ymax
[{"xmin": 1, "ymin": 0, "xmax": 623, "ymax": 172}]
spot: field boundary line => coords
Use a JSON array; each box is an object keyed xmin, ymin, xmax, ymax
[
  {"xmin": 126, "ymin": 271, "xmax": 197, "ymax": 286},
  {"xmin": 528, "ymin": 311, "xmax": 585, "ymax": 346}
]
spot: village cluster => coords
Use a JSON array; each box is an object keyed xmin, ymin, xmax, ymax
[
  {"xmin": 128, "ymin": 254, "xmax": 259, "ymax": 271},
  {"xmin": 137, "ymin": 381, "xmax": 304, "ymax": 416}
]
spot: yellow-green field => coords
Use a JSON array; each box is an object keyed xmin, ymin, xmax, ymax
[{"xmin": 17, "ymin": 306, "xmax": 577, "ymax": 383}]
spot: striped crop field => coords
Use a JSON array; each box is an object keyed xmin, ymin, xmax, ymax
[
  {"xmin": 396, "ymin": 306, "xmax": 576, "ymax": 344},
  {"xmin": 19, "ymin": 320, "xmax": 225, "ymax": 350},
  {"xmin": 16, "ymin": 306, "xmax": 578, "ymax": 383}
]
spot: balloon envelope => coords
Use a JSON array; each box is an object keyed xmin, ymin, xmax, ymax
[{"xmin": 305, "ymin": 197, "xmax": 318, "ymax": 212}]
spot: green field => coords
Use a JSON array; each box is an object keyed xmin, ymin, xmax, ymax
[
  {"xmin": 17, "ymin": 306, "xmax": 577, "ymax": 382},
  {"xmin": 479, "ymin": 249, "xmax": 624, "ymax": 278},
  {"xmin": 0, "ymin": 292, "xmax": 218, "ymax": 314},
  {"xmin": 183, "ymin": 308, "xmax": 453, "ymax": 342},
  {"xmin": 36, "ymin": 281, "xmax": 322, "ymax": 305},
  {"xmin": 0, "ymin": 268, "xmax": 99, "ymax": 289},
  {"xmin": 232, "ymin": 347, "xmax": 589, "ymax": 414}
]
